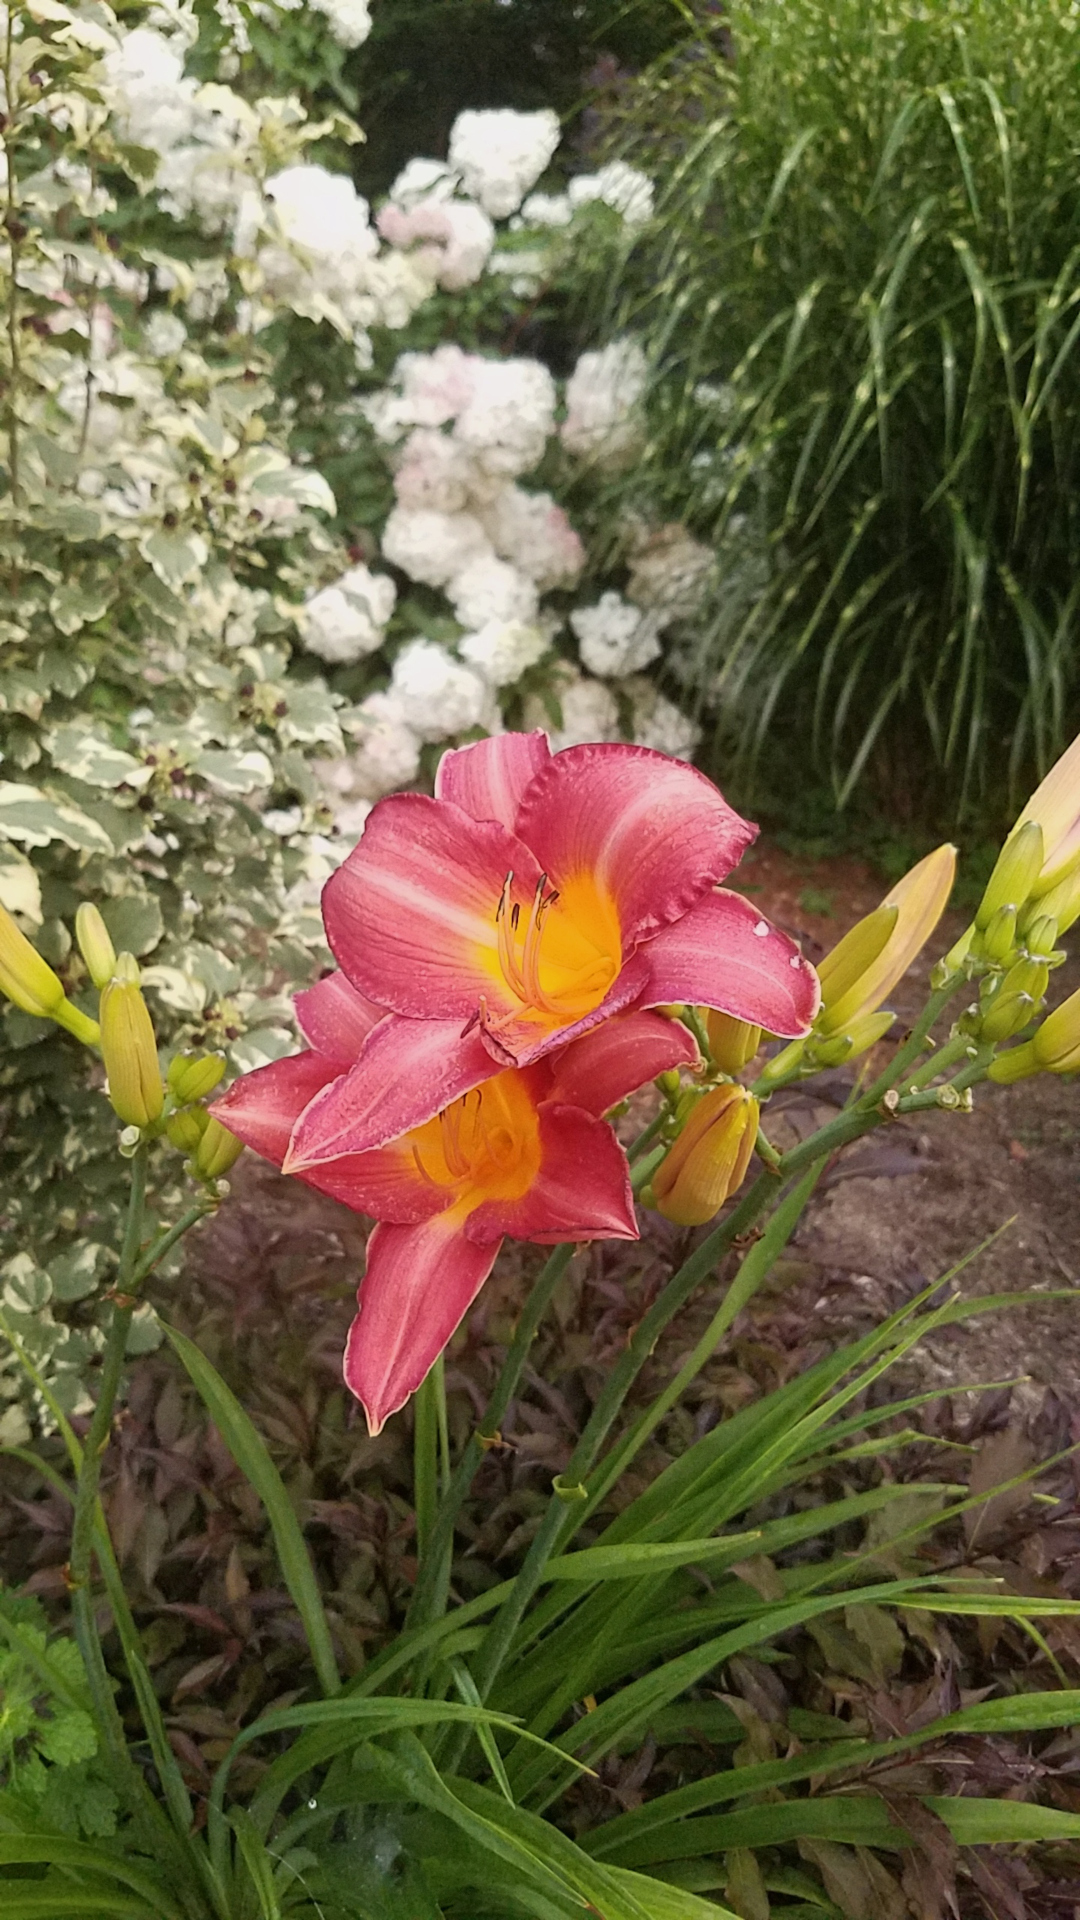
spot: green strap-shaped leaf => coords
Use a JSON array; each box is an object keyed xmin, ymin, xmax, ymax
[{"xmin": 162, "ymin": 1322, "xmax": 340, "ymax": 1699}]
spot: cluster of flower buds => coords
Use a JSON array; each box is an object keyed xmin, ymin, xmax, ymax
[
  {"xmin": 758, "ymin": 845, "xmax": 957, "ymax": 1088},
  {"xmin": 0, "ymin": 896, "xmax": 242, "ymax": 1179},
  {"xmin": 651, "ymin": 1082, "xmax": 759, "ymax": 1226}
]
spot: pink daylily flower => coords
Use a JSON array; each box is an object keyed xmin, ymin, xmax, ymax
[
  {"xmin": 287, "ymin": 733, "xmax": 819, "ymax": 1172},
  {"xmin": 214, "ymin": 973, "xmax": 698, "ymax": 1434}
]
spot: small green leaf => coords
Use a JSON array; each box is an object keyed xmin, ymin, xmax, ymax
[{"xmin": 100, "ymin": 895, "xmax": 164, "ymax": 958}]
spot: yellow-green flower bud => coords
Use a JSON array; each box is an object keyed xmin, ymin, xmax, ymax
[
  {"xmin": 988, "ymin": 1041, "xmax": 1040, "ymax": 1085},
  {"xmin": 980, "ymin": 990, "xmax": 1036, "ymax": 1044},
  {"xmin": 1021, "ymin": 864, "xmax": 1080, "ymax": 939},
  {"xmin": 652, "ymin": 1084, "xmax": 759, "ymax": 1226},
  {"xmin": 979, "ymin": 903, "xmax": 1017, "ymax": 965},
  {"xmin": 1000, "ymin": 957, "xmax": 1049, "ymax": 1004},
  {"xmin": 841, "ymin": 1009, "xmax": 897, "ymax": 1062},
  {"xmin": 1022, "ymin": 915, "xmax": 1059, "ymax": 958},
  {"xmin": 705, "ymin": 1010, "xmax": 762, "ymax": 1075},
  {"xmin": 167, "ymin": 1052, "xmax": 226, "ymax": 1106},
  {"xmin": 0, "ymin": 902, "xmax": 67, "ymax": 1020},
  {"xmin": 756, "ymin": 1037, "xmax": 807, "ymax": 1087},
  {"xmin": 193, "ymin": 1116, "xmax": 244, "ymax": 1180},
  {"xmin": 975, "ymin": 821, "xmax": 1044, "ymax": 930},
  {"xmin": 656, "ymin": 1069, "xmax": 683, "ymax": 1101},
  {"xmin": 74, "ymin": 904, "xmax": 116, "ymax": 991},
  {"xmin": 816, "ymin": 905, "xmax": 898, "ymax": 1022},
  {"xmin": 99, "ymin": 953, "xmax": 165, "ymax": 1129},
  {"xmin": 166, "ymin": 1106, "xmax": 209, "ymax": 1154},
  {"xmin": 1032, "ymin": 985, "xmax": 1080, "ymax": 1071}
]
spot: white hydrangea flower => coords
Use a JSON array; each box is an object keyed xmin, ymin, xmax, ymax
[
  {"xmin": 454, "ymin": 357, "xmax": 556, "ymax": 476},
  {"xmin": 392, "ymin": 429, "xmax": 478, "ymax": 515},
  {"xmin": 459, "ymin": 618, "xmax": 549, "ymax": 687},
  {"xmin": 390, "ymin": 639, "xmax": 490, "ymax": 741},
  {"xmin": 333, "ymin": 797, "xmax": 373, "ymax": 841},
  {"xmin": 308, "ymin": 0, "xmax": 371, "ymax": 48},
  {"xmin": 626, "ymin": 676, "xmax": 701, "ymax": 761},
  {"xmin": 380, "ymin": 506, "xmax": 492, "ymax": 588},
  {"xmin": 387, "ymin": 157, "xmax": 457, "ymax": 208},
  {"xmin": 377, "ymin": 196, "xmax": 494, "ymax": 292},
  {"xmin": 561, "ymin": 338, "xmax": 648, "ymax": 468},
  {"xmin": 570, "ymin": 591, "xmax": 664, "ymax": 677},
  {"xmin": 479, "ymin": 484, "xmax": 584, "ymax": 589},
  {"xmin": 142, "ymin": 309, "xmax": 186, "ymax": 357},
  {"xmin": 524, "ymin": 665, "xmax": 620, "ymax": 751},
  {"xmin": 448, "ymin": 555, "xmax": 539, "ymax": 629},
  {"xmin": 101, "ymin": 28, "xmax": 197, "ymax": 155},
  {"xmin": 265, "ymin": 163, "xmax": 377, "ymax": 267},
  {"xmin": 300, "ymin": 564, "xmax": 397, "ymax": 665},
  {"xmin": 339, "ymin": 689, "xmax": 423, "ymax": 799},
  {"xmin": 627, "ymin": 524, "xmax": 714, "ymax": 622},
  {"xmin": 364, "ymin": 345, "xmax": 477, "ymax": 441},
  {"xmin": 448, "ymin": 108, "xmax": 560, "ymax": 219},
  {"xmin": 568, "ymin": 161, "xmax": 655, "ymax": 226},
  {"xmin": 518, "ymin": 191, "xmax": 573, "ymax": 228}
]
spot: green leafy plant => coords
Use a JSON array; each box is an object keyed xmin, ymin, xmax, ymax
[{"xmin": 610, "ymin": 0, "xmax": 1080, "ymax": 812}]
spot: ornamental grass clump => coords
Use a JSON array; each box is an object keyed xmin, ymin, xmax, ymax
[
  {"xmin": 615, "ymin": 0, "xmax": 1080, "ymax": 809},
  {"xmin": 2, "ymin": 732, "xmax": 1080, "ymax": 1915}
]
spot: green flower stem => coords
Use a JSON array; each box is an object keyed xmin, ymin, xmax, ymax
[
  {"xmin": 67, "ymin": 1145, "xmax": 149, "ymax": 1807},
  {"xmin": 856, "ymin": 979, "xmax": 961, "ymax": 1108},
  {"xmin": 406, "ymin": 1243, "xmax": 575, "ymax": 1635},
  {"xmin": 131, "ymin": 1199, "xmax": 214, "ymax": 1289},
  {"xmin": 414, "ymin": 1365, "xmax": 440, "ymax": 1564},
  {"xmin": 894, "ymin": 1028, "xmax": 973, "ymax": 1094}
]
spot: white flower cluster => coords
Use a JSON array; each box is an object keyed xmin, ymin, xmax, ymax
[
  {"xmin": 561, "ymin": 338, "xmax": 649, "ymax": 468},
  {"xmin": 300, "ymin": 564, "xmax": 397, "ymax": 666},
  {"xmin": 521, "ymin": 160, "xmax": 655, "ymax": 231}
]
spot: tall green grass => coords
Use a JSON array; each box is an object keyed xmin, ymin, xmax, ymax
[{"xmin": 617, "ymin": 0, "xmax": 1080, "ymax": 813}]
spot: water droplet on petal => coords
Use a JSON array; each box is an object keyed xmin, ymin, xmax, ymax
[
  {"xmin": 753, "ymin": 920, "xmax": 770, "ymax": 938},
  {"xmin": 789, "ymin": 954, "xmax": 803, "ymax": 969}
]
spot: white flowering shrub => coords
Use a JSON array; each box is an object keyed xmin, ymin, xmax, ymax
[{"xmin": 0, "ymin": 0, "xmax": 709, "ymax": 1414}]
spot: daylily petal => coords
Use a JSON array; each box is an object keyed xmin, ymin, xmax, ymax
[
  {"xmin": 293, "ymin": 970, "xmax": 387, "ymax": 1067},
  {"xmin": 435, "ymin": 729, "xmax": 551, "ymax": 831},
  {"xmin": 545, "ymin": 1009, "xmax": 699, "ymax": 1115},
  {"xmin": 299, "ymin": 1140, "xmax": 448, "ymax": 1224},
  {"xmin": 514, "ymin": 743, "xmax": 757, "ymax": 951},
  {"xmin": 643, "ymin": 889, "xmax": 819, "ymax": 1036},
  {"xmin": 465, "ymin": 1103, "xmax": 637, "ymax": 1246},
  {"xmin": 213, "ymin": 1051, "xmax": 340, "ymax": 1166},
  {"xmin": 322, "ymin": 792, "xmax": 541, "ymax": 1021},
  {"xmin": 344, "ymin": 1214, "xmax": 499, "ymax": 1435},
  {"xmin": 285, "ymin": 1014, "xmax": 497, "ymax": 1167},
  {"xmin": 478, "ymin": 945, "xmax": 652, "ymax": 1068}
]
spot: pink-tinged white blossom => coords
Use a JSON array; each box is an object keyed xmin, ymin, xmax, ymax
[
  {"xmin": 625, "ymin": 677, "xmax": 702, "ymax": 762},
  {"xmin": 568, "ymin": 161, "xmax": 655, "ymax": 227},
  {"xmin": 561, "ymin": 338, "xmax": 648, "ymax": 468},
  {"xmin": 391, "ymin": 429, "xmax": 478, "ymax": 515},
  {"xmin": 478, "ymin": 485, "xmax": 584, "ymax": 589},
  {"xmin": 453, "ymin": 357, "xmax": 556, "ymax": 476},
  {"xmin": 337, "ymin": 690, "xmax": 422, "ymax": 800},
  {"xmin": 300, "ymin": 564, "xmax": 397, "ymax": 665},
  {"xmin": 380, "ymin": 505, "xmax": 492, "ymax": 588},
  {"xmin": 389, "ymin": 639, "xmax": 492, "ymax": 741},
  {"xmin": 523, "ymin": 666, "xmax": 621, "ymax": 751},
  {"xmin": 377, "ymin": 196, "xmax": 494, "ymax": 292},
  {"xmin": 459, "ymin": 619, "xmax": 550, "ymax": 688},
  {"xmin": 447, "ymin": 108, "xmax": 560, "ymax": 219},
  {"xmin": 448, "ymin": 555, "xmax": 540, "ymax": 630},
  {"xmin": 570, "ymin": 591, "xmax": 664, "ymax": 678},
  {"xmin": 364, "ymin": 345, "xmax": 478, "ymax": 441}
]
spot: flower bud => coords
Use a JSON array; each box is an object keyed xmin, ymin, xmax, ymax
[
  {"xmin": 99, "ymin": 953, "xmax": 165, "ymax": 1129},
  {"xmin": 1014, "ymin": 729, "xmax": 1080, "ymax": 895},
  {"xmin": 705, "ymin": 1010, "xmax": 762, "ymax": 1075},
  {"xmin": 818, "ymin": 845, "xmax": 956, "ymax": 1037},
  {"xmin": 836, "ymin": 1009, "xmax": 897, "ymax": 1063},
  {"xmin": 1022, "ymin": 915, "xmax": 1059, "ymax": 959},
  {"xmin": 0, "ymin": 902, "xmax": 67, "ymax": 1019},
  {"xmin": 816, "ymin": 905, "xmax": 898, "ymax": 1023},
  {"xmin": 978, "ymin": 904, "xmax": 1017, "ymax": 965},
  {"xmin": 1021, "ymin": 864, "xmax": 1080, "ymax": 939},
  {"xmin": 1032, "ymin": 985, "xmax": 1080, "ymax": 1071},
  {"xmin": 166, "ymin": 1106, "xmax": 209, "ymax": 1154},
  {"xmin": 976, "ymin": 821, "xmax": 1045, "ymax": 930},
  {"xmin": 999, "ymin": 956, "xmax": 1049, "ymax": 1004},
  {"xmin": 167, "ymin": 1052, "xmax": 226, "ymax": 1105},
  {"xmin": 193, "ymin": 1116, "xmax": 244, "ymax": 1180},
  {"xmin": 74, "ymin": 903, "xmax": 116, "ymax": 990},
  {"xmin": 979, "ymin": 990, "xmax": 1036, "ymax": 1044},
  {"xmin": 652, "ymin": 1084, "xmax": 759, "ymax": 1227},
  {"xmin": 988, "ymin": 1041, "xmax": 1040, "ymax": 1085},
  {"xmin": 756, "ymin": 1037, "xmax": 807, "ymax": 1087}
]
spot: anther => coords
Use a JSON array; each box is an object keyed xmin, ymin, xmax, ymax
[{"xmin": 511, "ymin": 903, "xmax": 520, "ymax": 931}]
